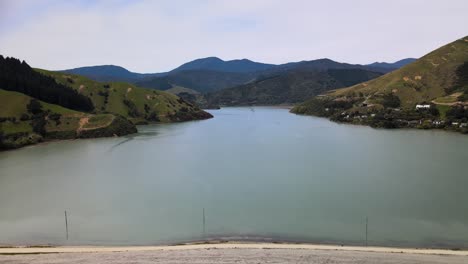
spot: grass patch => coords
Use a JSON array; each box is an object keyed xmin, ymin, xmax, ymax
[
  {"xmin": 84, "ymin": 114, "xmax": 114, "ymax": 129},
  {"xmin": 433, "ymin": 92, "xmax": 462, "ymax": 104},
  {"xmin": 1, "ymin": 121, "xmax": 32, "ymax": 134},
  {"xmin": 0, "ymin": 89, "xmax": 81, "ymax": 118},
  {"xmin": 436, "ymin": 104, "xmax": 451, "ymax": 119}
]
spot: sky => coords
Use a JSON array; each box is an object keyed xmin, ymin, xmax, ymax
[{"xmin": 0, "ymin": 0, "xmax": 467, "ymax": 73}]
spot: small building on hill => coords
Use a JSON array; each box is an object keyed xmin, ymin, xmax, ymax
[{"xmin": 416, "ymin": 104, "xmax": 431, "ymax": 109}]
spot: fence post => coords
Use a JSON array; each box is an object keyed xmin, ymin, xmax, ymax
[
  {"xmin": 365, "ymin": 216, "xmax": 368, "ymax": 247},
  {"xmin": 65, "ymin": 210, "xmax": 69, "ymax": 241},
  {"xmin": 203, "ymin": 208, "xmax": 206, "ymax": 238}
]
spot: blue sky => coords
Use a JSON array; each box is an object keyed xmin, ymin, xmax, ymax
[{"xmin": 1, "ymin": 0, "xmax": 467, "ymax": 72}]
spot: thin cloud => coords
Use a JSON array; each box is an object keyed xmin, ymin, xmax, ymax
[{"xmin": 0, "ymin": 0, "xmax": 467, "ymax": 72}]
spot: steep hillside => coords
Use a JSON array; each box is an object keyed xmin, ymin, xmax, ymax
[
  {"xmin": 323, "ymin": 37, "xmax": 468, "ymax": 107},
  {"xmin": 38, "ymin": 69, "xmax": 213, "ymax": 123},
  {"xmin": 205, "ymin": 69, "xmax": 382, "ymax": 106},
  {"xmin": 0, "ymin": 89, "xmax": 136, "ymax": 150},
  {"xmin": 292, "ymin": 36, "xmax": 468, "ymax": 133}
]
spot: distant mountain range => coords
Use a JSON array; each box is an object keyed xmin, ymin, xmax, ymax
[
  {"xmin": 62, "ymin": 57, "xmax": 416, "ymax": 92},
  {"xmin": 367, "ymin": 58, "xmax": 417, "ymax": 69}
]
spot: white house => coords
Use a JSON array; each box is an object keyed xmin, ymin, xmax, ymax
[{"xmin": 416, "ymin": 104, "xmax": 431, "ymax": 109}]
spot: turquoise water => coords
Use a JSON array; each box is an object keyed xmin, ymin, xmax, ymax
[{"xmin": 0, "ymin": 107, "xmax": 467, "ymax": 247}]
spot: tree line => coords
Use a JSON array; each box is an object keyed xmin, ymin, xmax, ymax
[{"xmin": 0, "ymin": 55, "xmax": 94, "ymax": 112}]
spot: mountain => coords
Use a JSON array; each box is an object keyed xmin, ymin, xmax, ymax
[
  {"xmin": 63, "ymin": 65, "xmax": 140, "ymax": 82},
  {"xmin": 61, "ymin": 57, "xmax": 411, "ymax": 94},
  {"xmin": 291, "ymin": 36, "xmax": 468, "ymax": 133},
  {"xmin": 271, "ymin": 58, "xmax": 392, "ymax": 73},
  {"xmin": 171, "ymin": 57, "xmax": 274, "ymax": 73},
  {"xmin": 61, "ymin": 58, "xmax": 271, "ymax": 93},
  {"xmin": 59, "ymin": 57, "xmax": 412, "ymax": 102},
  {"xmin": 62, "ymin": 57, "xmax": 273, "ymax": 84},
  {"xmin": 367, "ymin": 58, "xmax": 417, "ymax": 70},
  {"xmin": 136, "ymin": 70, "xmax": 258, "ymax": 93},
  {"xmin": 204, "ymin": 68, "xmax": 383, "ymax": 106},
  {"xmin": 136, "ymin": 58, "xmax": 401, "ymax": 94},
  {"xmin": 0, "ymin": 55, "xmax": 212, "ymax": 150},
  {"xmin": 62, "ymin": 65, "xmax": 163, "ymax": 83}
]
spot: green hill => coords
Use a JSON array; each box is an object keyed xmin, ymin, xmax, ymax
[
  {"xmin": 291, "ymin": 36, "xmax": 468, "ymax": 133},
  {"xmin": 0, "ymin": 89, "xmax": 136, "ymax": 150},
  {"xmin": 0, "ymin": 56, "xmax": 213, "ymax": 150},
  {"xmin": 37, "ymin": 69, "xmax": 213, "ymax": 123}
]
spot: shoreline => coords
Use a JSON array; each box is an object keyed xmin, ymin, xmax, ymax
[
  {"xmin": 1, "ymin": 241, "xmax": 468, "ymax": 256},
  {"xmin": 290, "ymin": 111, "xmax": 468, "ymax": 135}
]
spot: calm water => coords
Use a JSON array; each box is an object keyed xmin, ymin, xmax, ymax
[{"xmin": 1, "ymin": 107, "xmax": 468, "ymax": 247}]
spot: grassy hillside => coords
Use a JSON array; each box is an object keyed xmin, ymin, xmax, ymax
[
  {"xmin": 1, "ymin": 56, "xmax": 212, "ymax": 150},
  {"xmin": 0, "ymin": 89, "xmax": 136, "ymax": 150},
  {"xmin": 291, "ymin": 36, "xmax": 468, "ymax": 133},
  {"xmin": 205, "ymin": 69, "xmax": 382, "ymax": 106},
  {"xmin": 325, "ymin": 36, "xmax": 468, "ymax": 107},
  {"xmin": 38, "ymin": 69, "xmax": 212, "ymax": 123}
]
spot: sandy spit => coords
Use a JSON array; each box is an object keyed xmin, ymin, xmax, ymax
[
  {"xmin": 1, "ymin": 243, "xmax": 468, "ymax": 264},
  {"xmin": 1, "ymin": 242, "xmax": 468, "ymax": 255},
  {"xmin": 0, "ymin": 242, "xmax": 468, "ymax": 264}
]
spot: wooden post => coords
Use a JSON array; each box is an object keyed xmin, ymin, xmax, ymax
[
  {"xmin": 365, "ymin": 216, "xmax": 368, "ymax": 247},
  {"xmin": 65, "ymin": 211, "xmax": 69, "ymax": 241},
  {"xmin": 202, "ymin": 208, "xmax": 206, "ymax": 238}
]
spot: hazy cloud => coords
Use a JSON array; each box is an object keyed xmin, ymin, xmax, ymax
[{"xmin": 1, "ymin": 0, "xmax": 467, "ymax": 72}]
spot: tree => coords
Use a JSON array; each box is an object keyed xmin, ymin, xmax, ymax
[
  {"xmin": 31, "ymin": 116, "xmax": 46, "ymax": 135},
  {"xmin": 26, "ymin": 99, "xmax": 43, "ymax": 114},
  {"xmin": 123, "ymin": 99, "xmax": 140, "ymax": 117},
  {"xmin": 447, "ymin": 106, "xmax": 468, "ymax": 120},
  {"xmin": 381, "ymin": 94, "xmax": 401, "ymax": 108},
  {"xmin": 20, "ymin": 113, "xmax": 30, "ymax": 121},
  {"xmin": 428, "ymin": 106, "xmax": 440, "ymax": 116},
  {"xmin": 0, "ymin": 55, "xmax": 94, "ymax": 112}
]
